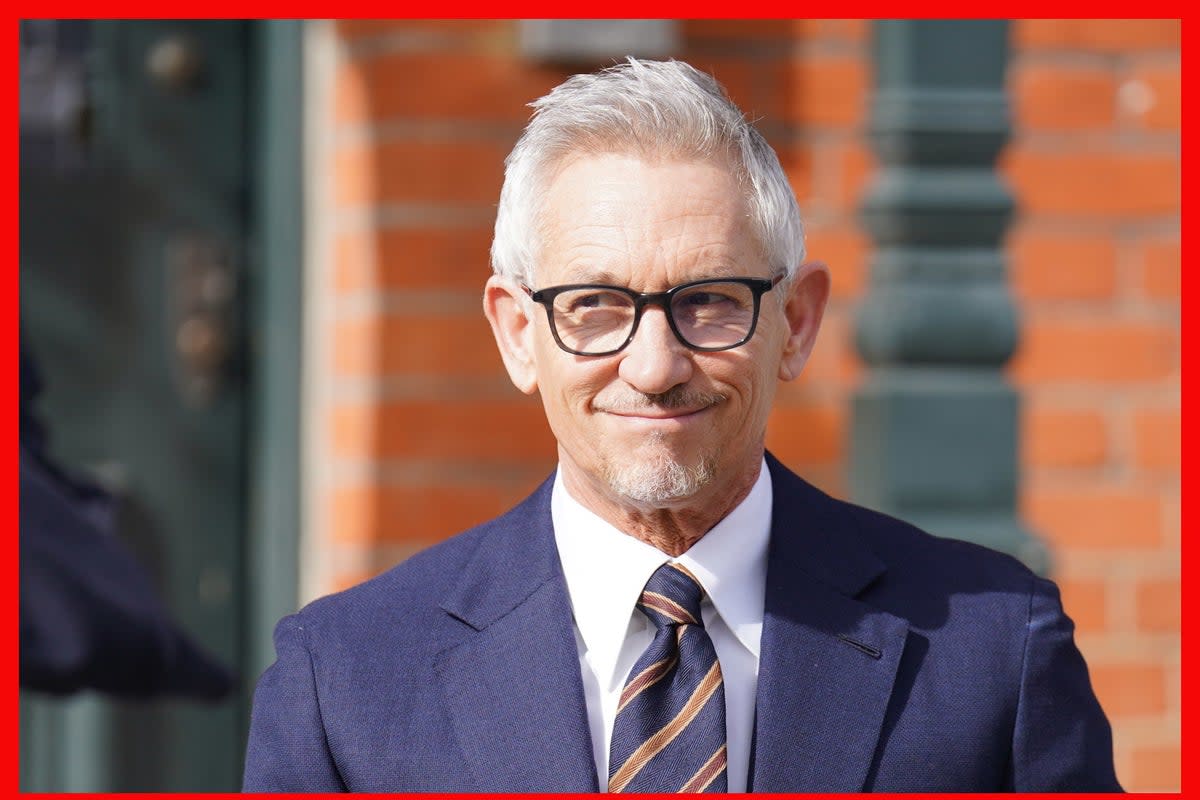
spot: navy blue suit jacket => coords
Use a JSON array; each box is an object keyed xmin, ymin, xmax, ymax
[{"xmin": 244, "ymin": 454, "xmax": 1120, "ymax": 792}]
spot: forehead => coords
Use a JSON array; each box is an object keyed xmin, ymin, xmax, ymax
[{"xmin": 535, "ymin": 153, "xmax": 763, "ymax": 286}]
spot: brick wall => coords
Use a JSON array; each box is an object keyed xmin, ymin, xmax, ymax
[
  {"xmin": 1003, "ymin": 19, "xmax": 1180, "ymax": 791},
  {"xmin": 306, "ymin": 19, "xmax": 1179, "ymax": 791}
]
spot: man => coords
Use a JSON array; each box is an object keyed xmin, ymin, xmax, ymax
[{"xmin": 244, "ymin": 58, "xmax": 1120, "ymax": 792}]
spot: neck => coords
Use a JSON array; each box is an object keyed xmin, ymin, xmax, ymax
[{"xmin": 560, "ymin": 453, "xmax": 763, "ymax": 556}]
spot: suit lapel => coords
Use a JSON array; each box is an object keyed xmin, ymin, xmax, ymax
[
  {"xmin": 434, "ymin": 478, "xmax": 599, "ymax": 792},
  {"xmin": 431, "ymin": 457, "xmax": 908, "ymax": 792},
  {"xmin": 751, "ymin": 456, "xmax": 910, "ymax": 792}
]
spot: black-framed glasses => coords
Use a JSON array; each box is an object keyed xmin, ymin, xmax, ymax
[{"xmin": 522, "ymin": 275, "xmax": 783, "ymax": 356}]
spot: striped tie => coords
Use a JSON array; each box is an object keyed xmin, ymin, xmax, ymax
[{"xmin": 608, "ymin": 562, "xmax": 728, "ymax": 793}]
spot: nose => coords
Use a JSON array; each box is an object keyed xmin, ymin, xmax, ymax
[{"xmin": 617, "ymin": 307, "xmax": 694, "ymax": 394}]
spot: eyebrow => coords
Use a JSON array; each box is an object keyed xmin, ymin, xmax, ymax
[
  {"xmin": 555, "ymin": 263, "xmax": 744, "ymax": 286},
  {"xmin": 557, "ymin": 267, "xmax": 622, "ymax": 285},
  {"xmin": 694, "ymin": 263, "xmax": 743, "ymax": 279}
]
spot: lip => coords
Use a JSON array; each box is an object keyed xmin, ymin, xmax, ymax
[{"xmin": 602, "ymin": 407, "xmax": 710, "ymax": 422}]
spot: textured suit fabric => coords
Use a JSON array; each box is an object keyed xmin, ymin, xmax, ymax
[{"xmin": 243, "ymin": 453, "xmax": 1121, "ymax": 792}]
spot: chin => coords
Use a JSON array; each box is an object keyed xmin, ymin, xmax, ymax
[{"xmin": 600, "ymin": 446, "xmax": 717, "ymax": 506}]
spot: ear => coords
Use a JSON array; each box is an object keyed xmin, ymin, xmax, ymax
[
  {"xmin": 483, "ymin": 275, "xmax": 539, "ymax": 395},
  {"xmin": 778, "ymin": 260, "xmax": 832, "ymax": 382}
]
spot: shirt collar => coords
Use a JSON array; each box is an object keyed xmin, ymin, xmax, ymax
[{"xmin": 551, "ymin": 459, "xmax": 772, "ymax": 687}]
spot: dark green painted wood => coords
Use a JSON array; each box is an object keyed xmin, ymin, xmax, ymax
[
  {"xmin": 873, "ymin": 19, "xmax": 1008, "ymax": 89},
  {"xmin": 242, "ymin": 19, "xmax": 304, "ymax": 748},
  {"xmin": 19, "ymin": 20, "xmax": 272, "ymax": 790},
  {"xmin": 851, "ymin": 20, "xmax": 1048, "ymax": 574}
]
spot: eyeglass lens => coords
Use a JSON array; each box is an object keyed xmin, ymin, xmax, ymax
[{"xmin": 549, "ymin": 281, "xmax": 758, "ymax": 354}]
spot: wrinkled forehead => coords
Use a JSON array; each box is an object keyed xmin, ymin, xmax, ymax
[
  {"xmin": 531, "ymin": 152, "xmax": 762, "ymax": 288},
  {"xmin": 534, "ymin": 141, "xmax": 743, "ymax": 201}
]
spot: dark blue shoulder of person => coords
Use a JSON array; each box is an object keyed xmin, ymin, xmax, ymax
[{"xmin": 19, "ymin": 337, "xmax": 235, "ymax": 700}]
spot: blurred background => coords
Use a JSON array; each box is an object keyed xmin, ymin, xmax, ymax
[{"xmin": 18, "ymin": 19, "xmax": 1179, "ymax": 791}]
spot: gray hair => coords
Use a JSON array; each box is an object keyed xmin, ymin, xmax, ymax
[{"xmin": 489, "ymin": 57, "xmax": 805, "ymax": 288}]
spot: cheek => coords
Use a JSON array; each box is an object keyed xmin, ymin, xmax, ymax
[
  {"xmin": 710, "ymin": 349, "xmax": 772, "ymax": 397},
  {"xmin": 536, "ymin": 356, "xmax": 609, "ymax": 422},
  {"xmin": 717, "ymin": 356, "xmax": 779, "ymax": 430}
]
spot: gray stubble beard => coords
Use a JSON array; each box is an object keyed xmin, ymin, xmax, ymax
[{"xmin": 599, "ymin": 431, "xmax": 718, "ymax": 505}]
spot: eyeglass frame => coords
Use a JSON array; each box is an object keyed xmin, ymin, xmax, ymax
[{"xmin": 521, "ymin": 274, "xmax": 784, "ymax": 357}]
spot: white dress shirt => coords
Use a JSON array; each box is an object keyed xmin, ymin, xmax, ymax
[{"xmin": 551, "ymin": 459, "xmax": 772, "ymax": 792}]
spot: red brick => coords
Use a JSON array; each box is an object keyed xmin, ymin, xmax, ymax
[
  {"xmin": 1141, "ymin": 238, "xmax": 1180, "ymax": 300},
  {"xmin": 1021, "ymin": 406, "xmax": 1107, "ymax": 468},
  {"xmin": 765, "ymin": 402, "xmax": 846, "ymax": 466},
  {"xmin": 815, "ymin": 19, "xmax": 869, "ymax": 43},
  {"xmin": 797, "ymin": 466, "xmax": 846, "ymax": 500},
  {"xmin": 1135, "ymin": 577, "xmax": 1180, "ymax": 632},
  {"xmin": 1009, "ymin": 230, "xmax": 1117, "ymax": 300},
  {"xmin": 783, "ymin": 55, "xmax": 868, "ymax": 128},
  {"xmin": 335, "ymin": 139, "xmax": 509, "ymax": 208},
  {"xmin": 335, "ymin": 65, "xmax": 370, "ymax": 129},
  {"xmin": 683, "ymin": 19, "xmax": 868, "ymax": 44},
  {"xmin": 1009, "ymin": 320, "xmax": 1176, "ymax": 384},
  {"xmin": 334, "ymin": 19, "xmax": 506, "ymax": 40},
  {"xmin": 1132, "ymin": 407, "xmax": 1180, "ymax": 470},
  {"xmin": 335, "ymin": 227, "xmax": 495, "ymax": 293},
  {"xmin": 780, "ymin": 145, "xmax": 814, "ymax": 207},
  {"xmin": 788, "ymin": 311, "xmax": 862, "ymax": 389},
  {"xmin": 333, "ymin": 313, "xmax": 504, "ymax": 377},
  {"xmin": 1128, "ymin": 745, "xmax": 1181, "ymax": 791},
  {"xmin": 1090, "ymin": 662, "xmax": 1167, "ymax": 717},
  {"xmin": 331, "ymin": 398, "xmax": 556, "ymax": 462},
  {"xmin": 1056, "ymin": 576, "xmax": 1107, "ymax": 633},
  {"xmin": 1012, "ymin": 64, "xmax": 1117, "ymax": 131},
  {"xmin": 335, "ymin": 53, "xmax": 570, "ymax": 124},
  {"xmin": 804, "ymin": 225, "xmax": 868, "ymax": 301},
  {"xmin": 681, "ymin": 19, "xmax": 796, "ymax": 42},
  {"xmin": 330, "ymin": 569, "xmax": 377, "ymax": 594},
  {"xmin": 1023, "ymin": 486, "xmax": 1163, "ymax": 549},
  {"xmin": 1001, "ymin": 148, "xmax": 1179, "ymax": 219},
  {"xmin": 677, "ymin": 57, "xmax": 772, "ymax": 122},
  {"xmin": 801, "ymin": 142, "xmax": 833, "ymax": 212},
  {"xmin": 1123, "ymin": 60, "xmax": 1180, "ymax": 131},
  {"xmin": 1014, "ymin": 19, "xmax": 1181, "ymax": 53},
  {"xmin": 330, "ymin": 483, "xmax": 515, "ymax": 544},
  {"xmin": 334, "ymin": 143, "xmax": 377, "ymax": 208},
  {"xmin": 829, "ymin": 141, "xmax": 876, "ymax": 213}
]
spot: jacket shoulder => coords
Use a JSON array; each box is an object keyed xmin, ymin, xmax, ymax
[
  {"xmin": 766, "ymin": 452, "xmax": 1039, "ymax": 596},
  {"xmin": 294, "ymin": 476, "xmax": 553, "ymax": 634},
  {"xmin": 839, "ymin": 500, "xmax": 1039, "ymax": 589}
]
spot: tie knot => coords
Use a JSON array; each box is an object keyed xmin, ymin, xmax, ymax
[{"xmin": 636, "ymin": 562, "xmax": 707, "ymax": 630}]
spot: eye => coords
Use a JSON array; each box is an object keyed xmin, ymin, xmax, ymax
[
  {"xmin": 678, "ymin": 287, "xmax": 745, "ymax": 310},
  {"xmin": 680, "ymin": 291, "xmax": 731, "ymax": 307},
  {"xmin": 565, "ymin": 290, "xmax": 627, "ymax": 312}
]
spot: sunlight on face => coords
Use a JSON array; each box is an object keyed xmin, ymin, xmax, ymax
[
  {"xmin": 599, "ymin": 427, "xmax": 717, "ymax": 504},
  {"xmin": 529, "ymin": 153, "xmax": 790, "ymax": 511}
]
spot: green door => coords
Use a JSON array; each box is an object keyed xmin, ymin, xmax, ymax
[{"xmin": 19, "ymin": 19, "xmax": 299, "ymax": 790}]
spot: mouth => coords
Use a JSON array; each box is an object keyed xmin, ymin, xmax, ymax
[
  {"xmin": 605, "ymin": 407, "xmax": 709, "ymax": 420},
  {"xmin": 599, "ymin": 399, "xmax": 723, "ymax": 427},
  {"xmin": 593, "ymin": 389, "xmax": 726, "ymax": 426}
]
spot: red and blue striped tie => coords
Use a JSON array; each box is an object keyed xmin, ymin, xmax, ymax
[{"xmin": 609, "ymin": 562, "xmax": 728, "ymax": 793}]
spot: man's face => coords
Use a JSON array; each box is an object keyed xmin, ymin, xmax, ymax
[{"xmin": 486, "ymin": 152, "xmax": 827, "ymax": 512}]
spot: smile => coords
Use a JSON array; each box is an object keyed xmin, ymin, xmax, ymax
[
  {"xmin": 602, "ymin": 406, "xmax": 712, "ymax": 425},
  {"xmin": 608, "ymin": 407, "xmax": 704, "ymax": 418}
]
